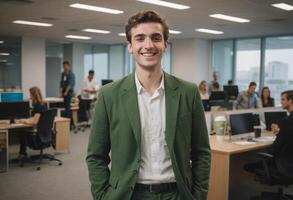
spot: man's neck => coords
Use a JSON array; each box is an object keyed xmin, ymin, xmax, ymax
[
  {"xmin": 136, "ymin": 66, "xmax": 162, "ymax": 95},
  {"xmin": 288, "ymin": 105, "xmax": 293, "ymax": 113}
]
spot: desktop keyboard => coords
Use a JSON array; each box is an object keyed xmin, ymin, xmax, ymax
[{"xmin": 252, "ymin": 136, "xmax": 276, "ymax": 143}]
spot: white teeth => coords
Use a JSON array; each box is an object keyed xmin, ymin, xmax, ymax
[{"xmin": 141, "ymin": 52, "xmax": 156, "ymax": 57}]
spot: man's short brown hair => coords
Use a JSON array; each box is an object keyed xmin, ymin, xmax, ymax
[
  {"xmin": 281, "ymin": 90, "xmax": 293, "ymax": 101},
  {"xmin": 125, "ymin": 10, "xmax": 169, "ymax": 43}
]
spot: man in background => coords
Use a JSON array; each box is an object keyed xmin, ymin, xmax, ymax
[
  {"xmin": 60, "ymin": 61, "xmax": 75, "ymax": 120},
  {"xmin": 236, "ymin": 82, "xmax": 261, "ymax": 109},
  {"xmin": 81, "ymin": 69, "xmax": 99, "ymax": 100}
]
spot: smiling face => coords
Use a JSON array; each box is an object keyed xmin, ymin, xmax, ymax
[{"xmin": 128, "ymin": 22, "xmax": 167, "ymax": 71}]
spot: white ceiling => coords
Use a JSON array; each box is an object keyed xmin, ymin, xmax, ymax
[{"xmin": 0, "ymin": 0, "xmax": 293, "ymax": 44}]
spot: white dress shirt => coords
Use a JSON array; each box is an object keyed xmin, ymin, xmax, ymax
[
  {"xmin": 81, "ymin": 78, "xmax": 99, "ymax": 100},
  {"xmin": 135, "ymin": 73, "xmax": 176, "ymax": 184}
]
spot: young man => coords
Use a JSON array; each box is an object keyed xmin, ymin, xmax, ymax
[
  {"xmin": 244, "ymin": 90, "xmax": 293, "ymax": 176},
  {"xmin": 60, "ymin": 61, "xmax": 75, "ymax": 119},
  {"xmin": 236, "ymin": 82, "xmax": 260, "ymax": 109},
  {"xmin": 86, "ymin": 11, "xmax": 211, "ymax": 200},
  {"xmin": 81, "ymin": 69, "xmax": 99, "ymax": 100}
]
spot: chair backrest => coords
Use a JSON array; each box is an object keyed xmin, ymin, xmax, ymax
[
  {"xmin": 78, "ymin": 95, "xmax": 91, "ymax": 122},
  {"xmin": 37, "ymin": 109, "xmax": 57, "ymax": 144}
]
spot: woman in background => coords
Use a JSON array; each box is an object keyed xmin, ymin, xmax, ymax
[
  {"xmin": 198, "ymin": 80, "xmax": 209, "ymax": 100},
  {"xmin": 261, "ymin": 86, "xmax": 275, "ymax": 107},
  {"xmin": 17, "ymin": 86, "xmax": 48, "ymax": 159}
]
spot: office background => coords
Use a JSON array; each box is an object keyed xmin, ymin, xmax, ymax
[{"xmin": 0, "ymin": 1, "xmax": 293, "ymax": 199}]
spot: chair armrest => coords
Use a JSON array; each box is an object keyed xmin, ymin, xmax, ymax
[{"xmin": 257, "ymin": 152, "xmax": 274, "ymax": 158}]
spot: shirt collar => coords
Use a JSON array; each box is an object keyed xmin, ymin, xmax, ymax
[{"xmin": 135, "ymin": 72, "xmax": 165, "ymax": 94}]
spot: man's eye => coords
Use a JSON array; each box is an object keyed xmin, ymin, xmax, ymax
[
  {"xmin": 135, "ymin": 37, "xmax": 144, "ymax": 41},
  {"xmin": 153, "ymin": 36, "xmax": 162, "ymax": 42}
]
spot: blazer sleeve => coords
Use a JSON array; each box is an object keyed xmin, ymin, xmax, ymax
[
  {"xmin": 86, "ymin": 89, "xmax": 111, "ymax": 200},
  {"xmin": 190, "ymin": 86, "xmax": 211, "ymax": 200}
]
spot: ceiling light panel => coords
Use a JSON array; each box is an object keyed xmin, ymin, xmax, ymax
[
  {"xmin": 0, "ymin": 53, "xmax": 10, "ymax": 56},
  {"xmin": 65, "ymin": 35, "xmax": 92, "ymax": 40},
  {"xmin": 83, "ymin": 29, "xmax": 111, "ymax": 34},
  {"xmin": 70, "ymin": 3, "xmax": 123, "ymax": 14},
  {"xmin": 272, "ymin": 3, "xmax": 293, "ymax": 11},
  {"xmin": 209, "ymin": 14, "xmax": 250, "ymax": 23},
  {"xmin": 136, "ymin": 0, "xmax": 190, "ymax": 10},
  {"xmin": 12, "ymin": 20, "xmax": 53, "ymax": 27},
  {"xmin": 195, "ymin": 28, "xmax": 223, "ymax": 35},
  {"xmin": 0, "ymin": 41, "xmax": 4, "ymax": 44},
  {"xmin": 118, "ymin": 33, "xmax": 126, "ymax": 36},
  {"xmin": 169, "ymin": 30, "xmax": 182, "ymax": 34}
]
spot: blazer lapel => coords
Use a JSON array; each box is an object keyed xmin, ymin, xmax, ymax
[
  {"xmin": 164, "ymin": 72, "xmax": 180, "ymax": 148},
  {"xmin": 121, "ymin": 74, "xmax": 141, "ymax": 147}
]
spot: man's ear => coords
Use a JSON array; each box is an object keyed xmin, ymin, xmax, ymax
[{"xmin": 127, "ymin": 42, "xmax": 133, "ymax": 54}]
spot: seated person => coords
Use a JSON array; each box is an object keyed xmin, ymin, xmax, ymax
[
  {"xmin": 236, "ymin": 82, "xmax": 261, "ymax": 109},
  {"xmin": 198, "ymin": 80, "xmax": 209, "ymax": 100},
  {"xmin": 16, "ymin": 86, "xmax": 48, "ymax": 159},
  {"xmin": 244, "ymin": 90, "xmax": 293, "ymax": 174},
  {"xmin": 211, "ymin": 82, "xmax": 220, "ymax": 92},
  {"xmin": 261, "ymin": 86, "xmax": 275, "ymax": 107},
  {"xmin": 81, "ymin": 69, "xmax": 99, "ymax": 100}
]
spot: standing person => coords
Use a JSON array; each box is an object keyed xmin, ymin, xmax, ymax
[
  {"xmin": 17, "ymin": 86, "xmax": 48, "ymax": 159},
  {"xmin": 81, "ymin": 69, "xmax": 99, "ymax": 100},
  {"xmin": 86, "ymin": 10, "xmax": 211, "ymax": 200},
  {"xmin": 60, "ymin": 61, "xmax": 75, "ymax": 120},
  {"xmin": 236, "ymin": 82, "xmax": 261, "ymax": 109},
  {"xmin": 260, "ymin": 86, "xmax": 275, "ymax": 107},
  {"xmin": 198, "ymin": 80, "xmax": 209, "ymax": 100}
]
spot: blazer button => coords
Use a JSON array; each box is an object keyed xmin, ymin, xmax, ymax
[
  {"xmin": 137, "ymin": 158, "xmax": 141, "ymax": 163},
  {"xmin": 130, "ymin": 186, "xmax": 134, "ymax": 191},
  {"xmin": 133, "ymin": 170, "xmax": 138, "ymax": 174}
]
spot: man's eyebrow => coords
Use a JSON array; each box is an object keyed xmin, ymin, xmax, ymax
[{"xmin": 134, "ymin": 34, "xmax": 145, "ymax": 38}]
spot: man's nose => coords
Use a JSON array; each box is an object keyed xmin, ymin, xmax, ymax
[{"xmin": 144, "ymin": 37, "xmax": 154, "ymax": 48}]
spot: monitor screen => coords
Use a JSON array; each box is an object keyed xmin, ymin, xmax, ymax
[
  {"xmin": 264, "ymin": 111, "xmax": 287, "ymax": 131},
  {"xmin": 209, "ymin": 91, "xmax": 226, "ymax": 101},
  {"xmin": 223, "ymin": 85, "xmax": 239, "ymax": 100},
  {"xmin": 202, "ymin": 100, "xmax": 210, "ymax": 111},
  {"xmin": 101, "ymin": 79, "xmax": 113, "ymax": 86},
  {"xmin": 0, "ymin": 92, "xmax": 23, "ymax": 102},
  {"xmin": 0, "ymin": 101, "xmax": 30, "ymax": 120},
  {"xmin": 230, "ymin": 113, "xmax": 254, "ymax": 135}
]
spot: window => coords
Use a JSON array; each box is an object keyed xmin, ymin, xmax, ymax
[
  {"xmin": 264, "ymin": 36, "xmax": 293, "ymax": 105},
  {"xmin": 0, "ymin": 36, "xmax": 21, "ymax": 90},
  {"xmin": 212, "ymin": 40, "xmax": 233, "ymax": 88},
  {"xmin": 235, "ymin": 39, "xmax": 261, "ymax": 92}
]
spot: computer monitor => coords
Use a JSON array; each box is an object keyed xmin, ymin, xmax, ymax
[
  {"xmin": 229, "ymin": 113, "xmax": 254, "ymax": 140},
  {"xmin": 202, "ymin": 100, "xmax": 211, "ymax": 111},
  {"xmin": 209, "ymin": 91, "xmax": 226, "ymax": 101},
  {"xmin": 0, "ymin": 92, "xmax": 23, "ymax": 102},
  {"xmin": 264, "ymin": 111, "xmax": 287, "ymax": 131},
  {"xmin": 210, "ymin": 100, "xmax": 233, "ymax": 110},
  {"xmin": 0, "ymin": 101, "xmax": 30, "ymax": 122},
  {"xmin": 223, "ymin": 85, "xmax": 239, "ymax": 100},
  {"xmin": 101, "ymin": 79, "xmax": 113, "ymax": 86}
]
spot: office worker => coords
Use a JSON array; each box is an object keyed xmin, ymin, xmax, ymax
[
  {"xmin": 199, "ymin": 80, "xmax": 209, "ymax": 100},
  {"xmin": 236, "ymin": 82, "xmax": 261, "ymax": 109},
  {"xmin": 81, "ymin": 69, "xmax": 99, "ymax": 100},
  {"xmin": 17, "ymin": 86, "xmax": 48, "ymax": 159},
  {"xmin": 260, "ymin": 86, "xmax": 275, "ymax": 107},
  {"xmin": 244, "ymin": 90, "xmax": 293, "ymax": 174},
  {"xmin": 60, "ymin": 61, "xmax": 75, "ymax": 120},
  {"xmin": 86, "ymin": 10, "xmax": 211, "ymax": 200},
  {"xmin": 208, "ymin": 71, "xmax": 220, "ymax": 94}
]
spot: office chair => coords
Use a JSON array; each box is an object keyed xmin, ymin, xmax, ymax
[
  {"xmin": 247, "ymin": 147, "xmax": 293, "ymax": 200},
  {"xmin": 20, "ymin": 109, "xmax": 62, "ymax": 170},
  {"xmin": 74, "ymin": 95, "xmax": 93, "ymax": 133}
]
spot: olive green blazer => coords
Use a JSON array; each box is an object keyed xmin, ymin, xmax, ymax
[{"xmin": 86, "ymin": 72, "xmax": 211, "ymax": 200}]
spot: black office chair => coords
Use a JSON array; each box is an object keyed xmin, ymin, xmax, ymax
[
  {"xmin": 74, "ymin": 95, "xmax": 93, "ymax": 133},
  {"xmin": 247, "ymin": 147, "xmax": 293, "ymax": 200},
  {"xmin": 21, "ymin": 109, "xmax": 62, "ymax": 170}
]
